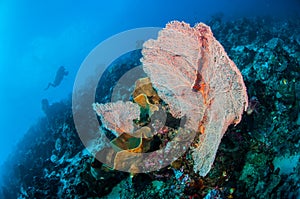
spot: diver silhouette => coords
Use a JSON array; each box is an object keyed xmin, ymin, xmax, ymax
[{"xmin": 44, "ymin": 66, "xmax": 68, "ymax": 90}]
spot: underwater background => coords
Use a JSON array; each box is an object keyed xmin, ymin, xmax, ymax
[{"xmin": 0, "ymin": 0, "xmax": 300, "ymax": 198}]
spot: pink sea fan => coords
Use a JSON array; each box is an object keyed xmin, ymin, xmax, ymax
[
  {"xmin": 93, "ymin": 101, "xmax": 140, "ymax": 136},
  {"xmin": 141, "ymin": 21, "xmax": 248, "ymax": 176}
]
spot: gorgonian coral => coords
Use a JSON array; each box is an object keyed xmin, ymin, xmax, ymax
[{"xmin": 94, "ymin": 21, "xmax": 248, "ymax": 176}]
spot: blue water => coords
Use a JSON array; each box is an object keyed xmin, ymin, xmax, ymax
[{"xmin": 0, "ymin": 0, "xmax": 299, "ymax": 186}]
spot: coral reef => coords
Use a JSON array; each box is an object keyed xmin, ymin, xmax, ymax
[{"xmin": 1, "ymin": 16, "xmax": 300, "ymax": 199}]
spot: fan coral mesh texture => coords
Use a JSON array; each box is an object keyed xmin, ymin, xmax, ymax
[
  {"xmin": 141, "ymin": 21, "xmax": 248, "ymax": 176},
  {"xmin": 93, "ymin": 101, "xmax": 140, "ymax": 136}
]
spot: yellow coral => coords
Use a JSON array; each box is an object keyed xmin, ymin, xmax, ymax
[
  {"xmin": 134, "ymin": 93, "xmax": 159, "ymax": 116},
  {"xmin": 133, "ymin": 77, "xmax": 160, "ymax": 104}
]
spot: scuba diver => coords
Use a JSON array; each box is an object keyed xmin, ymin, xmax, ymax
[{"xmin": 44, "ymin": 66, "xmax": 68, "ymax": 90}]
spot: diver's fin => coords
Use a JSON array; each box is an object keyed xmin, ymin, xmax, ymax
[{"xmin": 44, "ymin": 82, "xmax": 54, "ymax": 90}]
